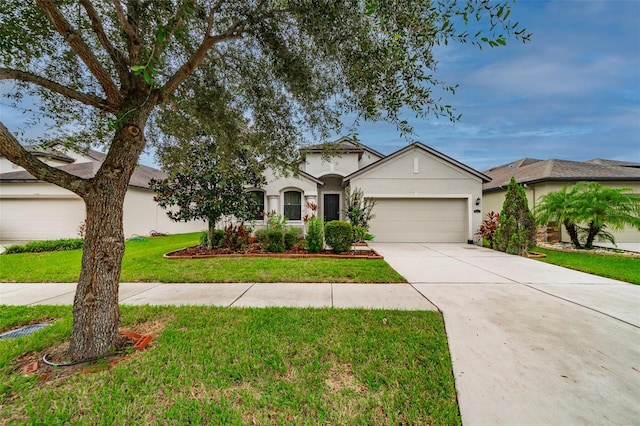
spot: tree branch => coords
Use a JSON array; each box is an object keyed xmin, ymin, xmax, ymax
[
  {"xmin": 158, "ymin": 19, "xmax": 245, "ymax": 99},
  {"xmin": 0, "ymin": 122, "xmax": 90, "ymax": 197},
  {"xmin": 36, "ymin": 0, "xmax": 122, "ymax": 108},
  {"xmin": 0, "ymin": 68, "xmax": 118, "ymax": 114},
  {"xmin": 113, "ymin": 0, "xmax": 141, "ymax": 65},
  {"xmin": 79, "ymin": 0, "xmax": 130, "ymax": 86}
]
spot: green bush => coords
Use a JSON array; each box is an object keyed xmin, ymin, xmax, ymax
[
  {"xmin": 324, "ymin": 221, "xmax": 353, "ymax": 253},
  {"xmin": 263, "ymin": 229, "xmax": 285, "ymax": 253},
  {"xmin": 254, "ymin": 229, "xmax": 268, "ymax": 243},
  {"xmin": 200, "ymin": 229, "xmax": 225, "ymax": 248},
  {"xmin": 306, "ymin": 217, "xmax": 324, "ymax": 253},
  {"xmin": 284, "ymin": 227, "xmax": 301, "ymax": 250},
  {"xmin": 3, "ymin": 238, "xmax": 84, "ymax": 254}
]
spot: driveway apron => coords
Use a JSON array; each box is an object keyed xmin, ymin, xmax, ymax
[{"xmin": 370, "ymin": 243, "xmax": 640, "ymax": 426}]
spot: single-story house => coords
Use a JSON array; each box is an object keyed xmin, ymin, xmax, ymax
[
  {"xmin": 250, "ymin": 137, "xmax": 490, "ymax": 243},
  {"xmin": 0, "ymin": 146, "xmax": 205, "ymax": 241},
  {"xmin": 482, "ymin": 158, "xmax": 640, "ymax": 244}
]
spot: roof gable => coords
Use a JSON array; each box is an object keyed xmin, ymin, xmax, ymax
[
  {"xmin": 301, "ymin": 136, "xmax": 385, "ymax": 161},
  {"xmin": 343, "ymin": 142, "xmax": 491, "ymax": 185}
]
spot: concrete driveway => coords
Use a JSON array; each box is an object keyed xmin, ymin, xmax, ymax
[{"xmin": 370, "ymin": 242, "xmax": 640, "ymax": 426}]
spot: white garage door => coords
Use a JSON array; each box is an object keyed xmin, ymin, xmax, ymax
[
  {"xmin": 369, "ymin": 198, "xmax": 467, "ymax": 243},
  {"xmin": 0, "ymin": 198, "xmax": 85, "ymax": 241}
]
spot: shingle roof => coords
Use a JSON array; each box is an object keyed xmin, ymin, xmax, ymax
[
  {"xmin": 483, "ymin": 158, "xmax": 640, "ymax": 192},
  {"xmin": 0, "ymin": 148, "xmax": 165, "ymax": 190}
]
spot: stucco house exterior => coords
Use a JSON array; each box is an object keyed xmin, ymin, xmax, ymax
[
  {"xmin": 1, "ymin": 138, "xmax": 490, "ymax": 244},
  {"xmin": 250, "ymin": 137, "xmax": 490, "ymax": 243},
  {"xmin": 0, "ymin": 146, "xmax": 205, "ymax": 242},
  {"xmin": 482, "ymin": 158, "xmax": 640, "ymax": 244}
]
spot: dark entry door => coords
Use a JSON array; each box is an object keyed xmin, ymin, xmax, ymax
[{"xmin": 324, "ymin": 194, "xmax": 340, "ymax": 222}]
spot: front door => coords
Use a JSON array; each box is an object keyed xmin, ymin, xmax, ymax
[{"xmin": 324, "ymin": 194, "xmax": 340, "ymax": 222}]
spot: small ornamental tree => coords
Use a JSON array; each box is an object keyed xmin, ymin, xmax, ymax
[
  {"xmin": 493, "ymin": 177, "xmax": 536, "ymax": 255},
  {"xmin": 151, "ymin": 142, "xmax": 264, "ymax": 249},
  {"xmin": 342, "ymin": 187, "xmax": 376, "ymax": 241}
]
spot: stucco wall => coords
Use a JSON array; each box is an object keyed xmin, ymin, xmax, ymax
[
  {"xmin": 303, "ymin": 153, "xmax": 360, "ymax": 178},
  {"xmin": 350, "ymin": 147, "xmax": 484, "ymax": 242}
]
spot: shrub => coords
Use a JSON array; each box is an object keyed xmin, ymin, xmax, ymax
[
  {"xmin": 267, "ymin": 213, "xmax": 288, "ymax": 231},
  {"xmin": 263, "ymin": 229, "xmax": 285, "ymax": 253},
  {"xmin": 254, "ymin": 229, "xmax": 268, "ymax": 243},
  {"xmin": 342, "ymin": 187, "xmax": 376, "ymax": 240},
  {"xmin": 493, "ymin": 177, "xmax": 536, "ymax": 255},
  {"xmin": 306, "ymin": 217, "xmax": 324, "ymax": 253},
  {"xmin": 284, "ymin": 227, "xmax": 301, "ymax": 250},
  {"xmin": 476, "ymin": 211, "xmax": 500, "ymax": 246},
  {"xmin": 3, "ymin": 238, "xmax": 84, "ymax": 254},
  {"xmin": 200, "ymin": 229, "xmax": 225, "ymax": 248},
  {"xmin": 220, "ymin": 224, "xmax": 251, "ymax": 251},
  {"xmin": 324, "ymin": 221, "xmax": 353, "ymax": 253}
]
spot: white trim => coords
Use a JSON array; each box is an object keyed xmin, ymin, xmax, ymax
[{"xmin": 365, "ymin": 193, "xmax": 474, "ymax": 242}]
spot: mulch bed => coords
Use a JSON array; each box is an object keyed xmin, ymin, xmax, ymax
[{"xmin": 164, "ymin": 243, "xmax": 383, "ymax": 259}]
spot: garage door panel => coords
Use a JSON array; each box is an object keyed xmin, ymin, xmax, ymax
[
  {"xmin": 370, "ymin": 198, "xmax": 467, "ymax": 243},
  {"xmin": 0, "ymin": 199, "xmax": 85, "ymax": 241}
]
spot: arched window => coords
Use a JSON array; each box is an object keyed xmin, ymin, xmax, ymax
[
  {"xmin": 248, "ymin": 191, "xmax": 265, "ymax": 221},
  {"xmin": 283, "ymin": 191, "xmax": 302, "ymax": 221}
]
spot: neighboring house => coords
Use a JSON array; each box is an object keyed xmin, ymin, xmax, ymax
[
  {"xmin": 250, "ymin": 137, "xmax": 490, "ymax": 243},
  {"xmin": 0, "ymin": 146, "xmax": 205, "ymax": 241},
  {"xmin": 482, "ymin": 158, "xmax": 640, "ymax": 244}
]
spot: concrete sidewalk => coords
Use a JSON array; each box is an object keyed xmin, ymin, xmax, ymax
[
  {"xmin": 371, "ymin": 242, "xmax": 640, "ymax": 426},
  {"xmin": 0, "ymin": 282, "xmax": 438, "ymax": 311}
]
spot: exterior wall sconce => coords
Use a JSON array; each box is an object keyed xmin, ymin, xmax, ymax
[{"xmin": 475, "ymin": 197, "xmax": 481, "ymax": 206}]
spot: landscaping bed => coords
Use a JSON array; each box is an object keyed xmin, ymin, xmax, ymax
[{"xmin": 165, "ymin": 243, "xmax": 382, "ymax": 259}]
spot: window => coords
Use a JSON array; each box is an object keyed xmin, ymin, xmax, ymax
[
  {"xmin": 284, "ymin": 191, "xmax": 302, "ymax": 221},
  {"xmin": 249, "ymin": 191, "xmax": 265, "ymax": 221}
]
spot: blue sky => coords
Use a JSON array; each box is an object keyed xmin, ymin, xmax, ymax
[
  {"xmin": 1, "ymin": 0, "xmax": 638, "ymax": 172},
  {"xmin": 346, "ymin": 0, "xmax": 640, "ymax": 171}
]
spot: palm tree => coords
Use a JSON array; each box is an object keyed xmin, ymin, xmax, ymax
[
  {"xmin": 570, "ymin": 182, "xmax": 640, "ymax": 249},
  {"xmin": 535, "ymin": 182, "xmax": 640, "ymax": 249},
  {"xmin": 535, "ymin": 186, "xmax": 582, "ymax": 248}
]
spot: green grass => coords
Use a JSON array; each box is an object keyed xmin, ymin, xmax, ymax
[
  {"xmin": 532, "ymin": 248, "xmax": 640, "ymax": 284},
  {"xmin": 0, "ymin": 233, "xmax": 405, "ymax": 283},
  {"xmin": 0, "ymin": 305, "xmax": 460, "ymax": 425}
]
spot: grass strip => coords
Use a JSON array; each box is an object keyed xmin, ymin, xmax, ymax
[
  {"xmin": 0, "ymin": 305, "xmax": 460, "ymax": 425},
  {"xmin": 533, "ymin": 248, "xmax": 640, "ymax": 284},
  {"xmin": 0, "ymin": 233, "xmax": 405, "ymax": 283}
]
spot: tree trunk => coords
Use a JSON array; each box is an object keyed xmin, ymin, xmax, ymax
[
  {"xmin": 67, "ymin": 118, "xmax": 149, "ymax": 361},
  {"xmin": 564, "ymin": 220, "xmax": 582, "ymax": 249},
  {"xmin": 584, "ymin": 222, "xmax": 601, "ymax": 250},
  {"xmin": 68, "ymin": 186, "xmax": 126, "ymax": 360},
  {"xmin": 207, "ymin": 220, "xmax": 216, "ymax": 249}
]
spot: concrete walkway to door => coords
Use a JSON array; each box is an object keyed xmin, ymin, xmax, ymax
[{"xmin": 370, "ymin": 242, "xmax": 640, "ymax": 426}]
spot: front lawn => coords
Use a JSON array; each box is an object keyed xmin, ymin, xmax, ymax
[
  {"xmin": 0, "ymin": 233, "xmax": 405, "ymax": 283},
  {"xmin": 0, "ymin": 305, "xmax": 460, "ymax": 425},
  {"xmin": 532, "ymin": 248, "xmax": 640, "ymax": 284}
]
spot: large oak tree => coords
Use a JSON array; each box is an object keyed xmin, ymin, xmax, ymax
[{"xmin": 0, "ymin": 0, "xmax": 529, "ymax": 360}]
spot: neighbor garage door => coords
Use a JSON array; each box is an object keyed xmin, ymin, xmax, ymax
[
  {"xmin": 369, "ymin": 198, "xmax": 467, "ymax": 242},
  {"xmin": 0, "ymin": 198, "xmax": 85, "ymax": 241}
]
